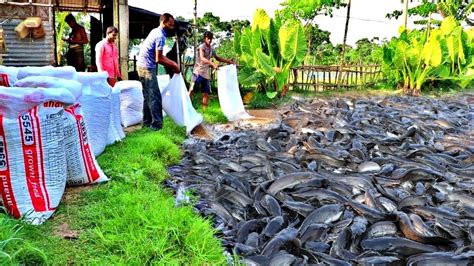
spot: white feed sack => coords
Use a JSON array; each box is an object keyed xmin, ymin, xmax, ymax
[
  {"xmin": 115, "ymin": 80, "xmax": 144, "ymax": 127},
  {"xmin": 16, "ymin": 66, "xmax": 77, "ymax": 81},
  {"xmin": 162, "ymin": 74, "xmax": 203, "ymax": 134},
  {"xmin": 0, "ymin": 102, "xmax": 67, "ymax": 225},
  {"xmin": 63, "ymin": 104, "xmax": 108, "ymax": 186},
  {"xmin": 77, "ymin": 72, "xmax": 111, "ymax": 157},
  {"xmin": 107, "ymin": 86, "xmax": 125, "ymax": 144},
  {"xmin": 0, "ymin": 86, "xmax": 78, "ymax": 118},
  {"xmin": 217, "ymin": 65, "xmax": 253, "ymax": 121},
  {"xmin": 14, "ymin": 76, "xmax": 83, "ymax": 101}
]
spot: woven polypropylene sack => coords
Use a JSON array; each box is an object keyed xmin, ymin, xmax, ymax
[
  {"xmin": 217, "ymin": 65, "xmax": 252, "ymax": 121},
  {"xmin": 107, "ymin": 86, "xmax": 125, "ymax": 144},
  {"xmin": 77, "ymin": 72, "xmax": 111, "ymax": 157},
  {"xmin": 115, "ymin": 80, "xmax": 143, "ymax": 127},
  {"xmin": 17, "ymin": 66, "xmax": 77, "ymax": 81},
  {"xmin": 0, "ymin": 86, "xmax": 78, "ymax": 119},
  {"xmin": 161, "ymin": 74, "xmax": 202, "ymax": 134},
  {"xmin": 0, "ymin": 102, "xmax": 67, "ymax": 224},
  {"xmin": 14, "ymin": 76, "xmax": 83, "ymax": 101},
  {"xmin": 63, "ymin": 104, "xmax": 108, "ymax": 186}
]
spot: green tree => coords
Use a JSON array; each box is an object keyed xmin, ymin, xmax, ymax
[
  {"xmin": 278, "ymin": 0, "xmax": 346, "ymax": 66},
  {"xmin": 278, "ymin": 0, "xmax": 346, "ymax": 23},
  {"xmin": 305, "ymin": 24, "xmax": 331, "ymax": 54},
  {"xmin": 230, "ymin": 19, "xmax": 251, "ymax": 33},
  {"xmin": 387, "ymin": 0, "xmax": 473, "ymax": 26}
]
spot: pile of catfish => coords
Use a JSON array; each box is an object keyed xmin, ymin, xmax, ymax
[{"xmin": 168, "ymin": 95, "xmax": 474, "ymax": 265}]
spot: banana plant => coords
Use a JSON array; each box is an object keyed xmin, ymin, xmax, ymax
[
  {"xmin": 235, "ymin": 9, "xmax": 307, "ymax": 98},
  {"xmin": 383, "ymin": 16, "xmax": 473, "ymax": 95}
]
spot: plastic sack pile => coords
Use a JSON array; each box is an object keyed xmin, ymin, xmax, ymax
[
  {"xmin": 0, "ymin": 66, "xmax": 123, "ymax": 224},
  {"xmin": 0, "ymin": 64, "xmax": 251, "ymax": 224}
]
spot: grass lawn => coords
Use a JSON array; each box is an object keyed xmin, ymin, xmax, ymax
[
  {"xmin": 0, "ymin": 117, "xmax": 227, "ymax": 265},
  {"xmin": 190, "ymin": 92, "xmax": 227, "ymax": 124}
]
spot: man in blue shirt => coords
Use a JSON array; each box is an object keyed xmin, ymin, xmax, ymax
[{"xmin": 137, "ymin": 13, "xmax": 180, "ymax": 131}]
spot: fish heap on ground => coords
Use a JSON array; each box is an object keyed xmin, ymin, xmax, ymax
[{"xmin": 168, "ymin": 95, "xmax": 474, "ymax": 265}]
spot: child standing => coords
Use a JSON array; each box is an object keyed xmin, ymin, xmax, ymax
[{"xmin": 189, "ymin": 31, "xmax": 234, "ymax": 110}]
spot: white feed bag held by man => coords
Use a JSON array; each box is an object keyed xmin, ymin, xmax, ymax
[
  {"xmin": 77, "ymin": 72, "xmax": 111, "ymax": 157},
  {"xmin": 161, "ymin": 74, "xmax": 203, "ymax": 134},
  {"xmin": 107, "ymin": 86, "xmax": 125, "ymax": 144},
  {"xmin": 63, "ymin": 104, "xmax": 109, "ymax": 186},
  {"xmin": 157, "ymin": 75, "xmax": 170, "ymax": 92},
  {"xmin": 217, "ymin": 65, "xmax": 252, "ymax": 121},
  {"xmin": 0, "ymin": 102, "xmax": 67, "ymax": 225},
  {"xmin": 115, "ymin": 80, "xmax": 143, "ymax": 127}
]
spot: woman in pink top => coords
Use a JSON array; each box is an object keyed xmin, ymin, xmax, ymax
[{"xmin": 95, "ymin": 26, "xmax": 121, "ymax": 86}]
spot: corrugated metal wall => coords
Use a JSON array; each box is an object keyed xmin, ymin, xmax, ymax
[{"xmin": 1, "ymin": 19, "xmax": 55, "ymax": 66}]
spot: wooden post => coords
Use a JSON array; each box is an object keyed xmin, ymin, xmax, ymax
[
  {"xmin": 337, "ymin": 0, "xmax": 351, "ymax": 89},
  {"xmin": 403, "ymin": 0, "xmax": 409, "ymax": 29},
  {"xmin": 114, "ymin": 0, "xmax": 129, "ymax": 79},
  {"xmin": 193, "ymin": 0, "xmax": 197, "ymax": 66}
]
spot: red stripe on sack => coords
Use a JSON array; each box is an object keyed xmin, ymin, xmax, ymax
[
  {"xmin": 0, "ymin": 116, "xmax": 20, "ymax": 218},
  {"xmin": 67, "ymin": 105, "xmax": 100, "ymax": 183},
  {"xmin": 33, "ymin": 107, "xmax": 52, "ymax": 211},
  {"xmin": 67, "ymin": 106, "xmax": 90, "ymax": 182},
  {"xmin": 74, "ymin": 108, "xmax": 100, "ymax": 182},
  {"xmin": 0, "ymin": 74, "xmax": 10, "ymax": 87},
  {"xmin": 19, "ymin": 109, "xmax": 47, "ymax": 212}
]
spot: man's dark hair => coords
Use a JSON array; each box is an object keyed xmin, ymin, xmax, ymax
[
  {"xmin": 106, "ymin": 26, "xmax": 118, "ymax": 35},
  {"xmin": 160, "ymin": 13, "xmax": 174, "ymax": 24},
  {"xmin": 203, "ymin": 31, "xmax": 213, "ymax": 40},
  {"xmin": 65, "ymin": 14, "xmax": 76, "ymax": 23}
]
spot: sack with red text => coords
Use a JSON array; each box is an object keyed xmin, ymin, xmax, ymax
[
  {"xmin": 0, "ymin": 102, "xmax": 67, "ymax": 225},
  {"xmin": 63, "ymin": 104, "xmax": 108, "ymax": 186}
]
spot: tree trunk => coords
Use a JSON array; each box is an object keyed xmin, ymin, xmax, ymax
[
  {"xmin": 280, "ymin": 84, "xmax": 289, "ymax": 98},
  {"xmin": 341, "ymin": 0, "xmax": 351, "ymax": 67},
  {"xmin": 403, "ymin": 0, "xmax": 409, "ymax": 29},
  {"xmin": 337, "ymin": 0, "xmax": 351, "ymax": 89}
]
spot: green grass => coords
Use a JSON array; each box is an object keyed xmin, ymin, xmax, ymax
[
  {"xmin": 0, "ymin": 117, "xmax": 227, "ymax": 265},
  {"xmin": 190, "ymin": 92, "xmax": 227, "ymax": 124}
]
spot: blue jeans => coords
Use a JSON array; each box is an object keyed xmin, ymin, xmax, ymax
[
  {"xmin": 138, "ymin": 67, "xmax": 163, "ymax": 128},
  {"xmin": 192, "ymin": 74, "xmax": 211, "ymax": 94}
]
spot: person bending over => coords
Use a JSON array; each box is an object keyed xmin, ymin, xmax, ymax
[
  {"xmin": 136, "ymin": 13, "xmax": 180, "ymax": 131},
  {"xmin": 189, "ymin": 31, "xmax": 234, "ymax": 111}
]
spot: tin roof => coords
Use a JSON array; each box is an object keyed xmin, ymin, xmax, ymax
[{"xmin": 53, "ymin": 0, "xmax": 104, "ymax": 12}]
